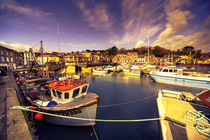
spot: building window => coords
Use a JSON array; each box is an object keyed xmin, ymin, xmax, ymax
[
  {"xmin": 10, "ymin": 52, "xmax": 13, "ymax": 56},
  {"xmin": 72, "ymin": 88, "xmax": 80, "ymax": 98},
  {"xmin": 1, "ymin": 57, "xmax": 4, "ymax": 62},
  {"xmin": 11, "ymin": 58, "xmax": 13, "ymax": 62},
  {"xmin": 6, "ymin": 57, "xmax": 9, "ymax": 62}
]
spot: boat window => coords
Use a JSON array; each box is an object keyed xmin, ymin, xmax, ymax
[
  {"xmin": 163, "ymin": 69, "xmax": 168, "ymax": 72},
  {"xmin": 82, "ymin": 86, "xmax": 87, "ymax": 94},
  {"xmin": 64, "ymin": 92, "xmax": 69, "ymax": 99},
  {"xmin": 73, "ymin": 88, "xmax": 80, "ymax": 98},
  {"xmin": 169, "ymin": 69, "xmax": 173, "ymax": 72},
  {"xmin": 52, "ymin": 89, "xmax": 56, "ymax": 97},
  {"xmin": 174, "ymin": 69, "xmax": 177, "ymax": 73},
  {"xmin": 57, "ymin": 91, "xmax": 62, "ymax": 99}
]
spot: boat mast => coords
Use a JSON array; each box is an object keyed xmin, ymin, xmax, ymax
[
  {"xmin": 40, "ymin": 40, "xmax": 44, "ymax": 76},
  {"xmin": 57, "ymin": 22, "xmax": 64, "ymax": 78},
  {"xmin": 148, "ymin": 36, "xmax": 150, "ymax": 65}
]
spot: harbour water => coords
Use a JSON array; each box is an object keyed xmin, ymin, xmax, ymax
[{"xmin": 33, "ymin": 68, "xmax": 207, "ymax": 140}]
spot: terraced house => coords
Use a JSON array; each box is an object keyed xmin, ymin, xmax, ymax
[{"xmin": 0, "ymin": 45, "xmax": 24, "ymax": 69}]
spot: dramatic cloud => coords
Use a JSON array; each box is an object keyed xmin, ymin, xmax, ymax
[
  {"xmin": 77, "ymin": 2, "xmax": 114, "ymax": 31},
  {"xmin": 113, "ymin": 0, "xmax": 164, "ymax": 48},
  {"xmin": 65, "ymin": 42, "xmax": 109, "ymax": 52},
  {"xmin": 153, "ymin": 0, "xmax": 209, "ymax": 52},
  {"xmin": 0, "ymin": 41, "xmax": 40, "ymax": 52},
  {"xmin": 155, "ymin": 28, "xmax": 210, "ymax": 52},
  {"xmin": 134, "ymin": 40, "xmax": 146, "ymax": 48},
  {"xmin": 157, "ymin": 9, "xmax": 193, "ymax": 40},
  {"xmin": 0, "ymin": 0, "xmax": 53, "ymax": 20}
]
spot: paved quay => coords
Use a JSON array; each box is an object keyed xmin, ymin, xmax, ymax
[{"xmin": 0, "ymin": 72, "xmax": 32, "ymax": 140}]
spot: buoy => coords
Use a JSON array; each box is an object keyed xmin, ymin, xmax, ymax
[
  {"xmin": 31, "ymin": 107, "xmax": 37, "ymax": 110},
  {"xmin": 35, "ymin": 113, "xmax": 43, "ymax": 120}
]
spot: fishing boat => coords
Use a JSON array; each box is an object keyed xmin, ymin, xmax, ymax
[
  {"xmin": 106, "ymin": 65, "xmax": 122, "ymax": 73},
  {"xmin": 149, "ymin": 67, "xmax": 210, "ymax": 89},
  {"xmin": 157, "ymin": 89, "xmax": 210, "ymax": 140},
  {"xmin": 123, "ymin": 65, "xmax": 142, "ymax": 76},
  {"xmin": 21, "ymin": 78, "xmax": 99, "ymax": 126},
  {"xmin": 92, "ymin": 67, "xmax": 109, "ymax": 74},
  {"xmin": 81, "ymin": 67, "xmax": 92, "ymax": 73}
]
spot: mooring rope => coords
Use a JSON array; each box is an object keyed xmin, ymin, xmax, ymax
[
  {"xmin": 86, "ymin": 105, "xmax": 99, "ymax": 140},
  {"xmin": 98, "ymin": 94, "xmax": 156, "ymax": 108},
  {"xmin": 10, "ymin": 106, "xmax": 162, "ymax": 122}
]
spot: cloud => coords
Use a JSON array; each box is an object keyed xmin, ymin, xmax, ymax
[
  {"xmin": 112, "ymin": 0, "xmax": 164, "ymax": 48},
  {"xmin": 205, "ymin": 15, "xmax": 210, "ymax": 28},
  {"xmin": 154, "ymin": 28, "xmax": 210, "ymax": 52},
  {"xmin": 156, "ymin": 0, "xmax": 193, "ymax": 41},
  {"xmin": 0, "ymin": 0, "xmax": 53, "ymax": 20},
  {"xmin": 134, "ymin": 40, "xmax": 146, "ymax": 48},
  {"xmin": 0, "ymin": 41, "xmax": 40, "ymax": 52},
  {"xmin": 77, "ymin": 2, "xmax": 114, "ymax": 31},
  {"xmin": 65, "ymin": 42, "xmax": 109, "ymax": 52},
  {"xmin": 151, "ymin": 0, "xmax": 210, "ymax": 51}
]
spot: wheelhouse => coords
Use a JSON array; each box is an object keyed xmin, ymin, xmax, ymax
[
  {"xmin": 47, "ymin": 79, "xmax": 90, "ymax": 103},
  {"xmin": 160, "ymin": 67, "xmax": 178, "ymax": 73}
]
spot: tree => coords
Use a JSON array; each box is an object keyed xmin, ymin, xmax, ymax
[{"xmin": 182, "ymin": 46, "xmax": 195, "ymax": 55}]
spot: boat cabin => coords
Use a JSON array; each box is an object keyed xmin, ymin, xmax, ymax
[
  {"xmin": 159, "ymin": 67, "xmax": 178, "ymax": 73},
  {"xmin": 47, "ymin": 79, "xmax": 90, "ymax": 103},
  {"xmin": 159, "ymin": 89, "xmax": 196, "ymax": 101},
  {"xmin": 159, "ymin": 89, "xmax": 183, "ymax": 99}
]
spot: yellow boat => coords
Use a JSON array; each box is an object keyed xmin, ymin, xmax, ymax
[
  {"xmin": 58, "ymin": 66, "xmax": 76, "ymax": 74},
  {"xmin": 81, "ymin": 67, "xmax": 92, "ymax": 73}
]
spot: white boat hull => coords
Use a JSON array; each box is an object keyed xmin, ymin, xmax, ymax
[
  {"xmin": 44, "ymin": 103, "xmax": 98, "ymax": 126},
  {"xmin": 150, "ymin": 73, "xmax": 210, "ymax": 89}
]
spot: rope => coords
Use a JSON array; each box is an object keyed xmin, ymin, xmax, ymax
[
  {"xmin": 86, "ymin": 105, "xmax": 99, "ymax": 140},
  {"xmin": 10, "ymin": 106, "xmax": 162, "ymax": 122},
  {"xmin": 184, "ymin": 110, "xmax": 210, "ymax": 137},
  {"xmin": 98, "ymin": 94, "xmax": 156, "ymax": 108}
]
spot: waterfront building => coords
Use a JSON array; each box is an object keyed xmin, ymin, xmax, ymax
[
  {"xmin": 0, "ymin": 45, "xmax": 24, "ymax": 69},
  {"xmin": 63, "ymin": 53, "xmax": 86, "ymax": 66},
  {"xmin": 112, "ymin": 52, "xmax": 146, "ymax": 64},
  {"xmin": 23, "ymin": 48, "xmax": 35, "ymax": 66},
  {"xmin": 36, "ymin": 54, "xmax": 60, "ymax": 65}
]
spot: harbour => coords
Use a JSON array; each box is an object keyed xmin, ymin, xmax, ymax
[
  {"xmin": 31, "ymin": 71, "xmax": 208, "ymax": 140},
  {"xmin": 3, "ymin": 65, "xmax": 208, "ymax": 140},
  {"xmin": 1, "ymin": 0, "xmax": 210, "ymax": 139}
]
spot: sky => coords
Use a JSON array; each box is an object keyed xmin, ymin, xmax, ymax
[{"xmin": 0, "ymin": 0, "xmax": 210, "ymax": 52}]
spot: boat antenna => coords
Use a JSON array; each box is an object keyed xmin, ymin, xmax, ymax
[
  {"xmin": 57, "ymin": 23, "xmax": 60, "ymax": 53},
  {"xmin": 40, "ymin": 40, "xmax": 44, "ymax": 77},
  {"xmin": 57, "ymin": 22, "xmax": 64, "ymax": 80}
]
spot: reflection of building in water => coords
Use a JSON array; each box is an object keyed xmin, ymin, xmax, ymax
[{"xmin": 0, "ymin": 45, "xmax": 24, "ymax": 69}]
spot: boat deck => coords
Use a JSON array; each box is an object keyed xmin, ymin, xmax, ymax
[
  {"xmin": 157, "ymin": 95, "xmax": 209, "ymax": 140},
  {"xmin": 41, "ymin": 92, "xmax": 99, "ymax": 111}
]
